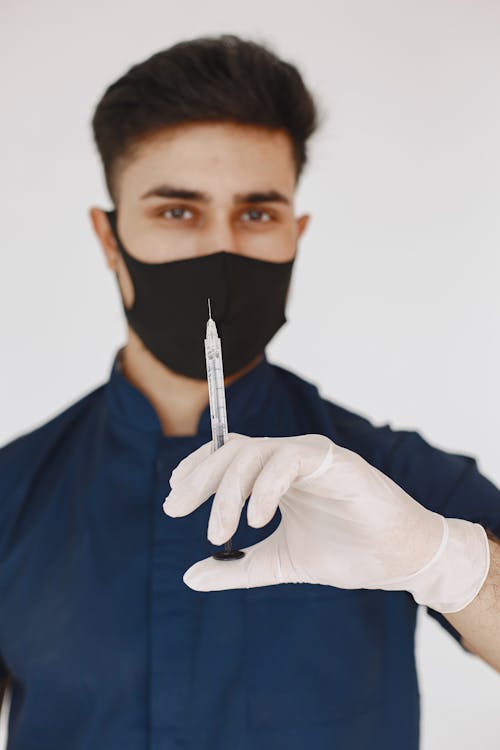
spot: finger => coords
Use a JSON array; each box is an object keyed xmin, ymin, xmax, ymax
[
  {"xmin": 247, "ymin": 444, "xmax": 302, "ymax": 527},
  {"xmin": 207, "ymin": 443, "xmax": 267, "ymax": 545},
  {"xmin": 168, "ymin": 441, "xmax": 213, "ymax": 489},
  {"xmin": 169, "ymin": 432, "xmax": 245, "ymax": 488},
  {"xmin": 183, "ymin": 530, "xmax": 285, "ymax": 591},
  {"xmin": 163, "ymin": 434, "xmax": 249, "ymax": 517}
]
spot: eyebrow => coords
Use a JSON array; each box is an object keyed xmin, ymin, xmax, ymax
[{"xmin": 139, "ymin": 184, "xmax": 290, "ymax": 205}]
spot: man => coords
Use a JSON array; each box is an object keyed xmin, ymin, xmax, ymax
[{"xmin": 0, "ymin": 34, "xmax": 498, "ymax": 750}]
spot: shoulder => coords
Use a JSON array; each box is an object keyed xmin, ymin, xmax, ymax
[
  {"xmin": 323, "ymin": 396, "xmax": 498, "ymax": 520},
  {"xmin": 323, "ymin": 397, "xmax": 401, "ymax": 469},
  {"xmin": 269, "ymin": 361, "xmax": 400, "ymax": 470},
  {"xmin": 321, "ymin": 395, "xmax": 485, "ymax": 512},
  {"xmin": 0, "ymin": 384, "xmax": 106, "ymax": 524},
  {"xmin": 270, "ymin": 362, "xmax": 493, "ymax": 514},
  {"xmin": 0, "ymin": 383, "xmax": 105, "ymax": 457}
]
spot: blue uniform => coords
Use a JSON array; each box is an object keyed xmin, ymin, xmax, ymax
[{"xmin": 0, "ymin": 351, "xmax": 498, "ymax": 749}]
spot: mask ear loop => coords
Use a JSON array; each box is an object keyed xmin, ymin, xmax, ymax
[
  {"xmin": 104, "ymin": 209, "xmax": 138, "ymax": 315},
  {"xmin": 104, "ymin": 209, "xmax": 123, "ymax": 255}
]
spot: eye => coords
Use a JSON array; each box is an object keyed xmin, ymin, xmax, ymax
[
  {"xmin": 161, "ymin": 206, "xmax": 195, "ymax": 221},
  {"xmin": 240, "ymin": 208, "xmax": 273, "ymax": 223}
]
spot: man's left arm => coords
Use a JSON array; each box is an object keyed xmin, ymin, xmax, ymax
[
  {"xmin": 385, "ymin": 431, "xmax": 500, "ymax": 671},
  {"xmin": 165, "ymin": 428, "xmax": 500, "ymax": 674},
  {"xmin": 443, "ymin": 527, "xmax": 500, "ymax": 673}
]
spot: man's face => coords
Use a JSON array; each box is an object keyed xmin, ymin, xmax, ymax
[{"xmin": 90, "ymin": 122, "xmax": 309, "ymax": 305}]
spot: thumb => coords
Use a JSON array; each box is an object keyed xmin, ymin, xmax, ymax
[{"xmin": 183, "ymin": 532, "xmax": 283, "ymax": 592}]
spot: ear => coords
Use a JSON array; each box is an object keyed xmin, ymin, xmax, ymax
[
  {"xmin": 89, "ymin": 206, "xmax": 135, "ymax": 309},
  {"xmin": 296, "ymin": 213, "xmax": 310, "ymax": 239},
  {"xmin": 88, "ymin": 206, "xmax": 120, "ymax": 271}
]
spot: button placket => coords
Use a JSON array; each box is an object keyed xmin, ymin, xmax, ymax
[{"xmin": 149, "ymin": 440, "xmax": 205, "ymax": 748}]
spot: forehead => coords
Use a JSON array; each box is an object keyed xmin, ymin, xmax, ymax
[{"xmin": 116, "ymin": 122, "xmax": 296, "ymax": 201}]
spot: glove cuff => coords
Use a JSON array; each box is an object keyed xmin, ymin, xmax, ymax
[{"xmin": 404, "ymin": 516, "xmax": 490, "ymax": 613}]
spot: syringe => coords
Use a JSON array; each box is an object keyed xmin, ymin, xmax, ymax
[{"xmin": 204, "ymin": 299, "xmax": 245, "ymax": 561}]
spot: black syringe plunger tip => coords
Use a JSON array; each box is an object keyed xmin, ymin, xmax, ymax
[
  {"xmin": 212, "ymin": 549, "xmax": 246, "ymax": 561},
  {"xmin": 213, "ymin": 536, "xmax": 245, "ymax": 561}
]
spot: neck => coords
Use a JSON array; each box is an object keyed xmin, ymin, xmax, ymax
[{"xmin": 119, "ymin": 327, "xmax": 263, "ymax": 437}]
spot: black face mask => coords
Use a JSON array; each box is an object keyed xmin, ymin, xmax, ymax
[{"xmin": 105, "ymin": 210, "xmax": 296, "ymax": 380}]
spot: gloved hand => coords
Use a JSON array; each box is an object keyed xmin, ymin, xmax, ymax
[{"xmin": 162, "ymin": 433, "xmax": 490, "ymax": 613}]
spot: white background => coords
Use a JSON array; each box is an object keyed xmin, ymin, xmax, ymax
[{"xmin": 1, "ymin": 0, "xmax": 499, "ymax": 746}]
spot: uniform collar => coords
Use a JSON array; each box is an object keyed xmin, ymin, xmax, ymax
[{"xmin": 105, "ymin": 347, "xmax": 275, "ymax": 440}]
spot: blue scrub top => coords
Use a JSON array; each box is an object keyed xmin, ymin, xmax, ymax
[{"xmin": 0, "ymin": 350, "xmax": 499, "ymax": 749}]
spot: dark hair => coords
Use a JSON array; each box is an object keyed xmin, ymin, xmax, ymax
[{"xmin": 91, "ymin": 34, "xmax": 319, "ymax": 202}]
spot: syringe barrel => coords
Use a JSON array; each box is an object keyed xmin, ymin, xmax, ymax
[{"xmin": 204, "ymin": 330, "xmax": 228, "ymax": 451}]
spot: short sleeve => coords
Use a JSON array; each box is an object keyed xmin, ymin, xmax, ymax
[{"xmin": 386, "ymin": 429, "xmax": 500, "ymax": 651}]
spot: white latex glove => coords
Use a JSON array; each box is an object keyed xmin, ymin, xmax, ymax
[{"xmin": 162, "ymin": 433, "xmax": 490, "ymax": 613}]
